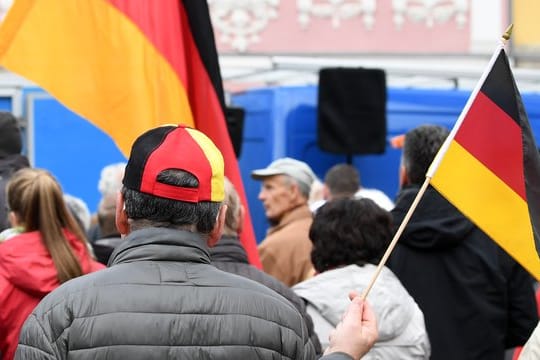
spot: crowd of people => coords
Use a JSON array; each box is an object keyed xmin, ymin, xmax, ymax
[{"xmin": 0, "ymin": 111, "xmax": 538, "ymax": 359}]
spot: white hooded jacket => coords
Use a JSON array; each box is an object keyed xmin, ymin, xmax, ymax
[{"xmin": 294, "ymin": 264, "xmax": 431, "ymax": 359}]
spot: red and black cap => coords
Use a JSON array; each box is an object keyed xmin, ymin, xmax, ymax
[{"xmin": 123, "ymin": 125, "xmax": 224, "ymax": 202}]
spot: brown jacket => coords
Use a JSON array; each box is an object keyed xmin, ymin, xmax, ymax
[{"xmin": 258, "ymin": 205, "xmax": 315, "ymax": 286}]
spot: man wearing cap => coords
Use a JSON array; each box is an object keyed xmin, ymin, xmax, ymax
[
  {"xmin": 252, "ymin": 157, "xmax": 317, "ymax": 286},
  {"xmin": 0, "ymin": 112, "xmax": 29, "ymax": 233},
  {"xmin": 15, "ymin": 125, "xmax": 378, "ymax": 360}
]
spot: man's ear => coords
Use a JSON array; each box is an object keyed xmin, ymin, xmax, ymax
[
  {"xmin": 289, "ymin": 181, "xmax": 304, "ymax": 202},
  {"xmin": 115, "ymin": 192, "xmax": 130, "ymax": 236},
  {"xmin": 237, "ymin": 204, "xmax": 245, "ymax": 235},
  {"xmin": 322, "ymin": 184, "xmax": 330, "ymax": 200},
  {"xmin": 208, "ymin": 204, "xmax": 227, "ymax": 247},
  {"xmin": 399, "ymin": 165, "xmax": 409, "ymax": 188}
]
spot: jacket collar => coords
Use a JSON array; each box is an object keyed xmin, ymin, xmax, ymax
[
  {"xmin": 268, "ymin": 204, "xmax": 312, "ymax": 235},
  {"xmin": 209, "ymin": 235, "xmax": 248, "ymax": 264},
  {"xmin": 109, "ymin": 227, "xmax": 211, "ymax": 267}
]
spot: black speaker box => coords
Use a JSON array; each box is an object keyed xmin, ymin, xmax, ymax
[
  {"xmin": 317, "ymin": 67, "xmax": 387, "ymax": 155},
  {"xmin": 225, "ymin": 106, "xmax": 245, "ymax": 158}
]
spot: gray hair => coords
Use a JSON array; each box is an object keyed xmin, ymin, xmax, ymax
[
  {"xmin": 98, "ymin": 162, "xmax": 126, "ymax": 196},
  {"xmin": 63, "ymin": 194, "xmax": 91, "ymax": 231},
  {"xmin": 122, "ymin": 169, "xmax": 221, "ymax": 234}
]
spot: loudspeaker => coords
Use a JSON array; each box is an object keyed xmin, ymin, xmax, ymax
[
  {"xmin": 317, "ymin": 67, "xmax": 387, "ymax": 155},
  {"xmin": 225, "ymin": 106, "xmax": 245, "ymax": 158}
]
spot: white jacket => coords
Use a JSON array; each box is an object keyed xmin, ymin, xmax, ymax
[
  {"xmin": 520, "ymin": 321, "xmax": 540, "ymax": 360},
  {"xmin": 294, "ymin": 264, "xmax": 430, "ymax": 359}
]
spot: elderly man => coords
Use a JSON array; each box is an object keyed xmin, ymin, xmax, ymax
[
  {"xmin": 252, "ymin": 157, "xmax": 316, "ymax": 286},
  {"xmin": 15, "ymin": 126, "xmax": 377, "ymax": 360}
]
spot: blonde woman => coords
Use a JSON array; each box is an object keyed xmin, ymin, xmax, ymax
[{"xmin": 0, "ymin": 168, "xmax": 104, "ymax": 360}]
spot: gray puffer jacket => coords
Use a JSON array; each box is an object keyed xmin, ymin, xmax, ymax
[{"xmin": 16, "ymin": 228, "xmax": 338, "ymax": 360}]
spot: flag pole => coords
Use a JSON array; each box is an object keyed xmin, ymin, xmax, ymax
[
  {"xmin": 360, "ymin": 25, "xmax": 514, "ymax": 301},
  {"xmin": 360, "ymin": 176, "xmax": 430, "ymax": 300}
]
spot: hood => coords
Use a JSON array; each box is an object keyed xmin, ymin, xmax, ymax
[
  {"xmin": 294, "ymin": 264, "xmax": 417, "ymax": 341},
  {"xmin": 209, "ymin": 235, "xmax": 249, "ymax": 264},
  {"xmin": 0, "ymin": 230, "xmax": 100, "ymax": 296},
  {"xmin": 392, "ymin": 185, "xmax": 475, "ymax": 251}
]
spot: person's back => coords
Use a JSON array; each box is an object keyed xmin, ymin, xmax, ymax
[
  {"xmin": 0, "ymin": 168, "xmax": 104, "ymax": 360},
  {"xmin": 294, "ymin": 198, "xmax": 430, "ymax": 358},
  {"xmin": 388, "ymin": 125, "xmax": 537, "ymax": 360},
  {"xmin": 20, "ymin": 227, "xmax": 314, "ymax": 359}
]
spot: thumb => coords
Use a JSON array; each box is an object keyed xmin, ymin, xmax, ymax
[
  {"xmin": 342, "ymin": 297, "xmax": 365, "ymax": 326},
  {"xmin": 348, "ymin": 290, "xmax": 361, "ymax": 301}
]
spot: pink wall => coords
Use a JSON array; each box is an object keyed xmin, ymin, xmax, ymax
[{"xmin": 214, "ymin": 1, "xmax": 471, "ymax": 54}]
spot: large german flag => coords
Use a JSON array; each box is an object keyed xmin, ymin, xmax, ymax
[
  {"xmin": 0, "ymin": 0, "xmax": 261, "ymax": 267},
  {"xmin": 429, "ymin": 47, "xmax": 540, "ymax": 279}
]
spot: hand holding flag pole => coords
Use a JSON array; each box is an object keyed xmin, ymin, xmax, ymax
[{"xmin": 361, "ymin": 24, "xmax": 540, "ymax": 300}]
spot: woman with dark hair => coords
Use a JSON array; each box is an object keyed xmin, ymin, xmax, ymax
[
  {"xmin": 0, "ymin": 168, "xmax": 104, "ymax": 360},
  {"xmin": 294, "ymin": 198, "xmax": 430, "ymax": 359}
]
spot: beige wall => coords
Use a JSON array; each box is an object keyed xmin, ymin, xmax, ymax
[{"xmin": 513, "ymin": 0, "xmax": 540, "ymax": 51}]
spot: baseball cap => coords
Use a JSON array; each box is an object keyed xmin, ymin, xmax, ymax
[
  {"xmin": 123, "ymin": 125, "xmax": 224, "ymax": 203},
  {"xmin": 251, "ymin": 157, "xmax": 316, "ymax": 190}
]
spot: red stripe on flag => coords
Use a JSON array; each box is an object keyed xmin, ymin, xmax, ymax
[
  {"xmin": 107, "ymin": 0, "xmax": 262, "ymax": 267},
  {"xmin": 175, "ymin": 9, "xmax": 262, "ymax": 269},
  {"xmin": 107, "ymin": 0, "xmax": 189, "ymax": 86},
  {"xmin": 455, "ymin": 91, "xmax": 526, "ymax": 200}
]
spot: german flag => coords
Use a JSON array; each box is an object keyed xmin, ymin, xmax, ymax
[
  {"xmin": 429, "ymin": 46, "xmax": 540, "ymax": 279},
  {"xmin": 0, "ymin": 0, "xmax": 261, "ymax": 267}
]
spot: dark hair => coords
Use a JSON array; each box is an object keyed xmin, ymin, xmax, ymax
[
  {"xmin": 310, "ymin": 198, "xmax": 392, "ymax": 273},
  {"xmin": 122, "ymin": 169, "xmax": 221, "ymax": 234},
  {"xmin": 403, "ymin": 124, "xmax": 450, "ymax": 185},
  {"xmin": 324, "ymin": 164, "xmax": 360, "ymax": 199},
  {"xmin": 0, "ymin": 112, "xmax": 22, "ymax": 156},
  {"xmin": 7, "ymin": 168, "xmax": 90, "ymax": 283}
]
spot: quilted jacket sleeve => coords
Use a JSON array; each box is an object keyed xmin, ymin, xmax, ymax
[{"xmin": 15, "ymin": 314, "xmax": 58, "ymax": 360}]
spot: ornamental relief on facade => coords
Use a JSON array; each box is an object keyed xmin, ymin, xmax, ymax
[
  {"xmin": 207, "ymin": 0, "xmax": 281, "ymax": 52},
  {"xmin": 209, "ymin": 0, "xmax": 470, "ymax": 53}
]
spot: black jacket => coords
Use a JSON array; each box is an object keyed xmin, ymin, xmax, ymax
[
  {"xmin": 16, "ymin": 227, "xmax": 352, "ymax": 360},
  {"xmin": 211, "ymin": 235, "xmax": 323, "ymax": 354},
  {"xmin": 388, "ymin": 185, "xmax": 538, "ymax": 360},
  {"xmin": 92, "ymin": 234, "xmax": 124, "ymax": 265}
]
